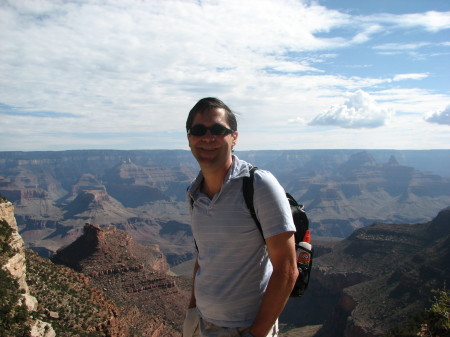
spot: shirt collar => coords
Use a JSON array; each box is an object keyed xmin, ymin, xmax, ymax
[
  {"xmin": 188, "ymin": 155, "xmax": 252, "ymax": 196},
  {"xmin": 225, "ymin": 155, "xmax": 252, "ymax": 182}
]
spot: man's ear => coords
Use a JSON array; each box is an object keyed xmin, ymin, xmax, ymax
[{"xmin": 232, "ymin": 131, "xmax": 238, "ymax": 146}]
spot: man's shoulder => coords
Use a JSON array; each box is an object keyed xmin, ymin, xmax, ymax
[{"xmin": 251, "ymin": 168, "xmax": 278, "ymax": 186}]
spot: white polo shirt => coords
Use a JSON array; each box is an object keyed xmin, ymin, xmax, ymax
[{"xmin": 187, "ymin": 156, "xmax": 295, "ymax": 328}]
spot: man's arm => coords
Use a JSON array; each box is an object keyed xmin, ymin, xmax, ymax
[
  {"xmin": 188, "ymin": 254, "xmax": 199, "ymax": 308},
  {"xmin": 248, "ymin": 231, "xmax": 298, "ymax": 337}
]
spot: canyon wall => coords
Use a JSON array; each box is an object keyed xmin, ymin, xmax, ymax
[{"xmin": 0, "ymin": 200, "xmax": 55, "ymax": 337}]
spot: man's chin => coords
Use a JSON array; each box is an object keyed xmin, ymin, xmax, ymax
[
  {"xmin": 195, "ymin": 149, "xmax": 218, "ymax": 160},
  {"xmin": 197, "ymin": 155, "xmax": 217, "ymax": 164},
  {"xmin": 194, "ymin": 152, "xmax": 223, "ymax": 169}
]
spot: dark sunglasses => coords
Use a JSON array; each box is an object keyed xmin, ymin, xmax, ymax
[{"xmin": 188, "ymin": 123, "xmax": 234, "ymax": 137}]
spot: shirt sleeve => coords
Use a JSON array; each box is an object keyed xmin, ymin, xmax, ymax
[{"xmin": 252, "ymin": 169, "xmax": 296, "ymax": 239}]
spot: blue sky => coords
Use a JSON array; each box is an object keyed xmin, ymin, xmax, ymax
[{"xmin": 0, "ymin": 0, "xmax": 449, "ymax": 151}]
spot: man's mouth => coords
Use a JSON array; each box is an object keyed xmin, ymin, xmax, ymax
[{"xmin": 198, "ymin": 147, "xmax": 218, "ymax": 152}]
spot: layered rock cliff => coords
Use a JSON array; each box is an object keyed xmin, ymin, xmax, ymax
[
  {"xmin": 284, "ymin": 208, "xmax": 450, "ymax": 337},
  {"xmin": 52, "ymin": 223, "xmax": 190, "ymax": 337},
  {"xmin": 1, "ymin": 199, "xmax": 126, "ymax": 336},
  {"xmin": 0, "ymin": 199, "xmax": 55, "ymax": 337},
  {"xmin": 2, "ymin": 149, "xmax": 449, "ymax": 267}
]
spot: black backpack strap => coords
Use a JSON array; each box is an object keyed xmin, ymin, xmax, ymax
[
  {"xmin": 286, "ymin": 192, "xmax": 309, "ymax": 243},
  {"xmin": 188, "ymin": 189, "xmax": 198, "ymax": 252},
  {"xmin": 243, "ymin": 166, "xmax": 264, "ymax": 238}
]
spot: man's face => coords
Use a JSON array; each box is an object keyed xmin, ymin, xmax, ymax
[{"xmin": 188, "ymin": 108, "xmax": 238, "ymax": 172}]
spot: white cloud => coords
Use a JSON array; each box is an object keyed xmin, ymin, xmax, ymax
[
  {"xmin": 424, "ymin": 105, "xmax": 450, "ymax": 126},
  {"xmin": 395, "ymin": 11, "xmax": 450, "ymax": 32},
  {"xmin": 350, "ymin": 24, "xmax": 383, "ymax": 44},
  {"xmin": 367, "ymin": 11, "xmax": 450, "ymax": 32},
  {"xmin": 0, "ymin": 1, "xmax": 349, "ymax": 109},
  {"xmin": 309, "ymin": 90, "xmax": 393, "ymax": 129},
  {"xmin": 0, "ymin": 0, "xmax": 449, "ymax": 150},
  {"xmin": 393, "ymin": 73, "xmax": 429, "ymax": 81},
  {"xmin": 287, "ymin": 117, "xmax": 307, "ymax": 124}
]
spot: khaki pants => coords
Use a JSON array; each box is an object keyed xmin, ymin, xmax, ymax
[{"xmin": 183, "ymin": 308, "xmax": 278, "ymax": 337}]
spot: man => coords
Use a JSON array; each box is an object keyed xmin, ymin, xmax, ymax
[{"xmin": 184, "ymin": 97, "xmax": 298, "ymax": 337}]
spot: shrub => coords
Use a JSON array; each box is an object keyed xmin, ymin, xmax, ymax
[
  {"xmin": 384, "ymin": 287, "xmax": 449, "ymax": 336},
  {"xmin": 0, "ymin": 269, "xmax": 31, "ymax": 337}
]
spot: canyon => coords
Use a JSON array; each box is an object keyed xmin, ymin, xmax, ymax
[
  {"xmin": 281, "ymin": 207, "xmax": 449, "ymax": 336},
  {"xmin": 2, "ymin": 196, "xmax": 448, "ymax": 336},
  {"xmin": 1, "ymin": 199, "xmax": 189, "ymax": 336},
  {"xmin": 1, "ymin": 149, "xmax": 449, "ymax": 263},
  {"xmin": 1, "ymin": 149, "xmax": 449, "ymax": 336}
]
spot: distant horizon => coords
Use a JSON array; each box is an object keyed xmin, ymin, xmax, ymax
[
  {"xmin": 1, "ymin": 148, "xmax": 450, "ymax": 153},
  {"xmin": 0, "ymin": 147, "xmax": 450, "ymax": 153},
  {"xmin": 1, "ymin": 148, "xmax": 449, "ymax": 183}
]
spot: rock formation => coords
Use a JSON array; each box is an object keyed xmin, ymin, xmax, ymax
[
  {"xmin": 0, "ymin": 199, "xmax": 55, "ymax": 337},
  {"xmin": 1, "ymin": 149, "xmax": 449, "ymax": 268},
  {"xmin": 52, "ymin": 222, "xmax": 190, "ymax": 336},
  {"xmin": 1, "ymin": 198, "xmax": 132, "ymax": 336},
  {"xmin": 26, "ymin": 250, "xmax": 125, "ymax": 336},
  {"xmin": 282, "ymin": 207, "xmax": 450, "ymax": 337}
]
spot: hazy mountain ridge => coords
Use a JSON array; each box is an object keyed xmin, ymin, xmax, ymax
[
  {"xmin": 243, "ymin": 150, "xmax": 450, "ymax": 237},
  {"xmin": 293, "ymin": 152, "xmax": 449, "ymax": 237},
  {"xmin": 0, "ymin": 150, "xmax": 197, "ymax": 264},
  {"xmin": 0, "ymin": 149, "xmax": 449, "ymax": 265}
]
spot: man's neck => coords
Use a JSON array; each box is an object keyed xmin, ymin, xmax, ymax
[{"xmin": 200, "ymin": 157, "xmax": 233, "ymax": 199}]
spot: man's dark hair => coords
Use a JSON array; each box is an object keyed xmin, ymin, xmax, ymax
[{"xmin": 186, "ymin": 97, "xmax": 238, "ymax": 132}]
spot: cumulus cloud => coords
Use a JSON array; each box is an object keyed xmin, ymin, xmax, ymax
[
  {"xmin": 309, "ymin": 90, "xmax": 392, "ymax": 129},
  {"xmin": 424, "ymin": 105, "xmax": 450, "ymax": 125},
  {"xmin": 0, "ymin": 1, "xmax": 349, "ymax": 116},
  {"xmin": 0, "ymin": 0, "xmax": 449, "ymax": 150}
]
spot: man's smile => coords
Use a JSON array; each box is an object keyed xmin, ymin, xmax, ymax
[{"xmin": 196, "ymin": 145, "xmax": 220, "ymax": 152}]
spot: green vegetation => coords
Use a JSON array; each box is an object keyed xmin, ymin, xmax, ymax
[
  {"xmin": 1, "ymin": 204, "xmax": 120, "ymax": 336},
  {"xmin": 0, "ymin": 214, "xmax": 31, "ymax": 336},
  {"xmin": 0, "ymin": 269, "xmax": 31, "ymax": 337},
  {"xmin": 26, "ymin": 251, "xmax": 118, "ymax": 336},
  {"xmin": 384, "ymin": 287, "xmax": 449, "ymax": 337},
  {"xmin": 0, "ymin": 219, "xmax": 15, "ymax": 265}
]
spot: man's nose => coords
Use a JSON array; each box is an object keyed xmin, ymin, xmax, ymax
[{"xmin": 201, "ymin": 130, "xmax": 216, "ymax": 140}]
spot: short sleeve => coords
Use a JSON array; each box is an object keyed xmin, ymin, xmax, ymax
[{"xmin": 252, "ymin": 170, "xmax": 296, "ymax": 238}]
